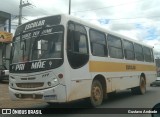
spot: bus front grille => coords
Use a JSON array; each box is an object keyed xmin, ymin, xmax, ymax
[
  {"xmin": 15, "ymin": 94, "xmax": 43, "ymax": 99},
  {"xmin": 16, "ymin": 83, "xmax": 44, "ymax": 88}
]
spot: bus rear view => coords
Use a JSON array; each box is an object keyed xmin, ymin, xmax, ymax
[{"xmin": 9, "ymin": 15, "xmax": 66, "ymax": 102}]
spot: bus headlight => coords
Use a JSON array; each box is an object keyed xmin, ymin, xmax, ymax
[
  {"xmin": 48, "ymin": 78, "xmax": 59, "ymax": 86},
  {"xmin": 52, "ymin": 78, "xmax": 58, "ymax": 82},
  {"xmin": 9, "ymin": 82, "xmax": 14, "ymax": 88}
]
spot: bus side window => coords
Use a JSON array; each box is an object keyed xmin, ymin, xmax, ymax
[
  {"xmin": 67, "ymin": 22, "xmax": 88, "ymax": 54},
  {"xmin": 67, "ymin": 22, "xmax": 89, "ymax": 69},
  {"xmin": 90, "ymin": 29, "xmax": 107, "ymax": 57},
  {"xmin": 151, "ymin": 49, "xmax": 154, "ymax": 62},
  {"xmin": 134, "ymin": 43, "xmax": 144, "ymax": 61},
  {"xmin": 143, "ymin": 46, "xmax": 152, "ymax": 62},
  {"xmin": 67, "ymin": 23, "xmax": 74, "ymax": 51},
  {"xmin": 123, "ymin": 40, "xmax": 135, "ymax": 60},
  {"xmin": 79, "ymin": 34, "xmax": 88, "ymax": 54},
  {"xmin": 107, "ymin": 34, "xmax": 123, "ymax": 59}
]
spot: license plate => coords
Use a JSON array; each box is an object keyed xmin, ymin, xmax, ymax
[{"xmin": 44, "ymin": 95, "xmax": 57, "ymax": 100}]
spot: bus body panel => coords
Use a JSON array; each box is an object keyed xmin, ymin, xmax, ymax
[
  {"xmin": 9, "ymin": 63, "xmax": 68, "ymax": 102},
  {"xmin": 9, "ymin": 84, "xmax": 67, "ymax": 102},
  {"xmin": 89, "ymin": 56, "xmax": 156, "ymax": 93},
  {"xmin": 9, "ymin": 14, "xmax": 157, "ymax": 105}
]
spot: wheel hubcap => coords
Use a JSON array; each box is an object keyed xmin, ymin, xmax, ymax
[{"xmin": 92, "ymin": 86, "xmax": 101, "ymax": 101}]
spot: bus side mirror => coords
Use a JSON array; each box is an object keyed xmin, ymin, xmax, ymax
[{"xmin": 152, "ymin": 103, "xmax": 160, "ymax": 117}]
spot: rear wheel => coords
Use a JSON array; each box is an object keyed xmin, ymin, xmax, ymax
[
  {"xmin": 139, "ymin": 76, "xmax": 146, "ymax": 94},
  {"xmin": 89, "ymin": 80, "xmax": 103, "ymax": 107},
  {"xmin": 131, "ymin": 76, "xmax": 146, "ymax": 95}
]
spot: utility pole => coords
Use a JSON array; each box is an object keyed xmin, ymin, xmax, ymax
[
  {"xmin": 69, "ymin": 0, "xmax": 71, "ymax": 15},
  {"xmin": 18, "ymin": 0, "xmax": 32, "ymax": 25}
]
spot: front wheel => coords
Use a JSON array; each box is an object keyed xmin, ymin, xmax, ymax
[
  {"xmin": 131, "ymin": 76, "xmax": 146, "ymax": 95},
  {"xmin": 89, "ymin": 80, "xmax": 103, "ymax": 107},
  {"xmin": 139, "ymin": 76, "xmax": 146, "ymax": 94}
]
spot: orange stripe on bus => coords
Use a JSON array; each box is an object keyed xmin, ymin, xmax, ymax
[{"xmin": 89, "ymin": 61, "xmax": 156, "ymax": 72}]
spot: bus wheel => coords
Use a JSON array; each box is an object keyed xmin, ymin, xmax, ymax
[
  {"xmin": 131, "ymin": 76, "xmax": 146, "ymax": 95},
  {"xmin": 89, "ymin": 80, "xmax": 103, "ymax": 107},
  {"xmin": 139, "ymin": 76, "xmax": 146, "ymax": 94}
]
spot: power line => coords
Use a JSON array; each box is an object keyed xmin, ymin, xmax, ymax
[
  {"xmin": 28, "ymin": 0, "xmax": 52, "ymax": 15},
  {"xmin": 71, "ymin": 0, "xmax": 142, "ymax": 13},
  {"xmin": 84, "ymin": 15, "xmax": 160, "ymax": 21}
]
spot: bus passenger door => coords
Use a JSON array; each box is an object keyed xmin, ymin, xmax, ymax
[{"xmin": 66, "ymin": 22, "xmax": 91, "ymax": 101}]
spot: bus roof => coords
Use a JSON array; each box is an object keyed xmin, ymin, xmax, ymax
[
  {"xmin": 17, "ymin": 14, "xmax": 153, "ymax": 49},
  {"xmin": 62, "ymin": 14, "xmax": 153, "ymax": 49}
]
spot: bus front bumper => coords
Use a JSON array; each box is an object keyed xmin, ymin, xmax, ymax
[{"xmin": 9, "ymin": 84, "xmax": 67, "ymax": 103}]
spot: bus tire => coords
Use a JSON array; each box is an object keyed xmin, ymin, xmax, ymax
[
  {"xmin": 89, "ymin": 80, "xmax": 103, "ymax": 107},
  {"xmin": 138, "ymin": 76, "xmax": 146, "ymax": 94},
  {"xmin": 131, "ymin": 76, "xmax": 146, "ymax": 95}
]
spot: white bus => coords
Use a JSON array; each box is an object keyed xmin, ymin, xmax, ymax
[{"xmin": 9, "ymin": 14, "xmax": 156, "ymax": 107}]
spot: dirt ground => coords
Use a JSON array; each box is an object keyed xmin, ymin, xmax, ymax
[{"xmin": 0, "ymin": 80, "xmax": 45, "ymax": 108}]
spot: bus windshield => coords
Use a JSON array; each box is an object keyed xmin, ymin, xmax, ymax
[
  {"xmin": 10, "ymin": 15, "xmax": 64, "ymax": 73},
  {"xmin": 12, "ymin": 25, "xmax": 64, "ymax": 63}
]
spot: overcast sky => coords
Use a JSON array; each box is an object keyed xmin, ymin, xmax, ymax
[{"xmin": 1, "ymin": 0, "xmax": 160, "ymax": 57}]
